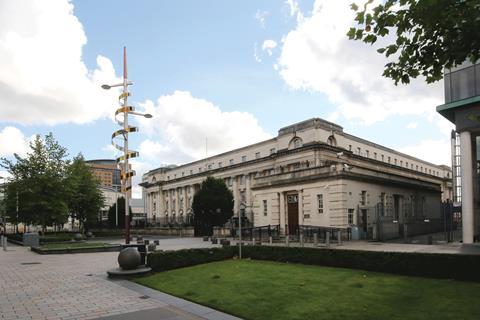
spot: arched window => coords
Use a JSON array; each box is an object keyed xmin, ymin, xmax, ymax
[
  {"xmin": 289, "ymin": 137, "xmax": 303, "ymax": 149},
  {"xmin": 327, "ymin": 135, "xmax": 337, "ymax": 147}
]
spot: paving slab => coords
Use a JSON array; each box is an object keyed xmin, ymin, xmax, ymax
[{"xmin": 0, "ymin": 240, "xmax": 237, "ymax": 320}]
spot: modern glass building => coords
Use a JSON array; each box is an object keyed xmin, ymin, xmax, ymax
[{"xmin": 437, "ymin": 60, "xmax": 480, "ymax": 243}]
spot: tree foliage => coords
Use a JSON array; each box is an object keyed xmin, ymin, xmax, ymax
[
  {"xmin": 192, "ymin": 176, "xmax": 234, "ymax": 236},
  {"xmin": 1, "ymin": 134, "xmax": 106, "ymax": 232},
  {"xmin": 1, "ymin": 134, "xmax": 70, "ymax": 229},
  {"xmin": 107, "ymin": 196, "xmax": 131, "ymax": 229},
  {"xmin": 66, "ymin": 154, "xmax": 105, "ymax": 231},
  {"xmin": 347, "ymin": 0, "xmax": 480, "ymax": 84}
]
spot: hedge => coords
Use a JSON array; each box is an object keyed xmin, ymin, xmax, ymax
[
  {"xmin": 147, "ymin": 245, "xmax": 480, "ymax": 282},
  {"xmin": 147, "ymin": 247, "xmax": 235, "ymax": 272}
]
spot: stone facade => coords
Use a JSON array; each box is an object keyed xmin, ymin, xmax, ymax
[{"xmin": 141, "ymin": 118, "xmax": 452, "ymax": 235}]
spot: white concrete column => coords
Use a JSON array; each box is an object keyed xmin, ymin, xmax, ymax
[
  {"xmin": 279, "ymin": 192, "xmax": 286, "ymax": 234},
  {"xmin": 460, "ymin": 131, "xmax": 474, "ymax": 244},
  {"xmin": 298, "ymin": 190, "xmax": 304, "ymax": 225},
  {"xmin": 245, "ymin": 174, "xmax": 252, "ymax": 206},
  {"xmin": 183, "ymin": 187, "xmax": 188, "ymax": 213},
  {"xmin": 233, "ymin": 176, "xmax": 239, "ymax": 216}
]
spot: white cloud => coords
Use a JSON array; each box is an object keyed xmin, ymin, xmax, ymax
[
  {"xmin": 399, "ymin": 139, "xmax": 451, "ymax": 166},
  {"xmin": 136, "ymin": 90, "xmax": 272, "ymax": 164},
  {"xmin": 0, "ymin": 0, "xmax": 120, "ymax": 125},
  {"xmin": 262, "ymin": 40, "xmax": 278, "ymax": 56},
  {"xmin": 278, "ymin": 0, "xmax": 445, "ymax": 129},
  {"xmin": 406, "ymin": 122, "xmax": 418, "ymax": 129},
  {"xmin": 285, "ymin": 0, "xmax": 304, "ymax": 23},
  {"xmin": 254, "ymin": 43, "xmax": 262, "ymax": 62},
  {"xmin": 0, "ymin": 126, "xmax": 32, "ymax": 157},
  {"xmin": 254, "ymin": 10, "xmax": 269, "ymax": 29}
]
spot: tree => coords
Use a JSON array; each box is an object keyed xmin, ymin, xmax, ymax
[
  {"xmin": 1, "ymin": 133, "xmax": 70, "ymax": 231},
  {"xmin": 192, "ymin": 176, "xmax": 234, "ymax": 236},
  {"xmin": 347, "ymin": 0, "xmax": 480, "ymax": 84},
  {"xmin": 107, "ymin": 197, "xmax": 131, "ymax": 229},
  {"xmin": 66, "ymin": 154, "xmax": 105, "ymax": 232}
]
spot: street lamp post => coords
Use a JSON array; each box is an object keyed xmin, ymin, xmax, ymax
[{"xmin": 102, "ymin": 47, "xmax": 152, "ymax": 244}]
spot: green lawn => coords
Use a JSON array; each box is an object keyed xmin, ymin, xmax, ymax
[
  {"xmin": 135, "ymin": 260, "xmax": 480, "ymax": 320},
  {"xmin": 40, "ymin": 242, "xmax": 114, "ymax": 250}
]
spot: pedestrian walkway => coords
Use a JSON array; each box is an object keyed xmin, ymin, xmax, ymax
[{"xmin": 0, "ymin": 243, "xmax": 239, "ymax": 320}]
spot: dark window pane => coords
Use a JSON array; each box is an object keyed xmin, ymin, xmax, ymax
[
  {"xmin": 444, "ymin": 73, "xmax": 451, "ymax": 103},
  {"xmin": 451, "ymin": 66, "xmax": 475, "ymax": 101},
  {"xmin": 476, "ymin": 64, "xmax": 480, "ymax": 97}
]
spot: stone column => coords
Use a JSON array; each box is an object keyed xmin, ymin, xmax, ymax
[
  {"xmin": 233, "ymin": 176, "xmax": 239, "ymax": 217},
  {"xmin": 279, "ymin": 192, "xmax": 286, "ymax": 235},
  {"xmin": 299, "ymin": 189, "xmax": 304, "ymax": 225},
  {"xmin": 246, "ymin": 173, "xmax": 252, "ymax": 206},
  {"xmin": 460, "ymin": 131, "xmax": 474, "ymax": 244}
]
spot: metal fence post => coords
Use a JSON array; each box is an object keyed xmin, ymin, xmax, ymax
[
  {"xmin": 337, "ymin": 230, "xmax": 342, "ymax": 245},
  {"xmin": 326, "ymin": 231, "xmax": 330, "ymax": 247},
  {"xmin": 286, "ymin": 235, "xmax": 289, "ymax": 247},
  {"xmin": 300, "ymin": 234, "xmax": 304, "ymax": 247},
  {"xmin": 313, "ymin": 233, "xmax": 318, "ymax": 246}
]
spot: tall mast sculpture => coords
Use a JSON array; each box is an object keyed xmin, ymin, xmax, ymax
[{"xmin": 102, "ymin": 47, "xmax": 152, "ymax": 244}]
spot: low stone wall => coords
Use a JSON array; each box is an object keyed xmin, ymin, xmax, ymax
[
  {"xmin": 132, "ymin": 227, "xmax": 195, "ymax": 237},
  {"xmin": 31, "ymin": 245, "xmax": 122, "ymax": 255}
]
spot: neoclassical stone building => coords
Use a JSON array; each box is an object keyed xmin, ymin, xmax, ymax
[{"xmin": 140, "ymin": 118, "xmax": 452, "ymax": 237}]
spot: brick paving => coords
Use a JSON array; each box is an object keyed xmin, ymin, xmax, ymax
[{"xmin": 0, "ymin": 245, "xmax": 165, "ymax": 320}]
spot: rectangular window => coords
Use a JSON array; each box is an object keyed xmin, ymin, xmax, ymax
[
  {"xmin": 400, "ymin": 160, "xmax": 403, "ymax": 167},
  {"xmin": 317, "ymin": 194, "xmax": 324, "ymax": 214},
  {"xmin": 207, "ymin": 164, "xmax": 212, "ymax": 170},
  {"xmin": 241, "ymin": 155, "xmax": 247, "ymax": 162},
  {"xmin": 190, "ymin": 169, "xmax": 193, "ymax": 175},
  {"xmin": 388, "ymin": 156, "xmax": 391, "ymax": 163},
  {"xmin": 381, "ymin": 155, "xmax": 384, "ymax": 161},
  {"xmin": 348, "ymin": 208, "xmax": 354, "ymax": 224},
  {"xmin": 263, "ymin": 200, "xmax": 268, "ymax": 216},
  {"xmin": 292, "ymin": 162, "xmax": 300, "ymax": 170},
  {"xmin": 357, "ymin": 147, "xmax": 361, "ymax": 155},
  {"xmin": 366, "ymin": 150, "xmax": 369, "ymax": 158},
  {"xmin": 349, "ymin": 145, "xmax": 352, "ymax": 151},
  {"xmin": 394, "ymin": 158, "xmax": 397, "ymax": 165},
  {"xmin": 199, "ymin": 167, "xmax": 202, "ymax": 172},
  {"xmin": 270, "ymin": 148, "xmax": 276, "ymax": 154},
  {"xmin": 361, "ymin": 191, "xmax": 367, "ymax": 205},
  {"xmin": 255, "ymin": 152, "xmax": 261, "ymax": 159},
  {"xmin": 181, "ymin": 172, "xmax": 184, "ymax": 177},
  {"xmin": 218, "ymin": 162, "xmax": 222, "ymax": 168},
  {"xmin": 374, "ymin": 152, "xmax": 377, "ymax": 159},
  {"xmin": 229, "ymin": 159, "xmax": 234, "ymax": 165}
]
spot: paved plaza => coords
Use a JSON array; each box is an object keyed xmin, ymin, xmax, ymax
[{"xmin": 0, "ymin": 239, "xmax": 237, "ymax": 320}]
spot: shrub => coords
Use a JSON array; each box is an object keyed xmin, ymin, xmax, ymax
[
  {"xmin": 147, "ymin": 245, "xmax": 480, "ymax": 282},
  {"xmin": 147, "ymin": 247, "xmax": 235, "ymax": 272}
]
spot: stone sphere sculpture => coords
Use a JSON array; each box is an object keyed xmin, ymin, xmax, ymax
[
  {"xmin": 74, "ymin": 233, "xmax": 83, "ymax": 241},
  {"xmin": 118, "ymin": 247, "xmax": 141, "ymax": 270},
  {"xmin": 86, "ymin": 231, "xmax": 93, "ymax": 238}
]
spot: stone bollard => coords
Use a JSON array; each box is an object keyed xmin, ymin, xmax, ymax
[
  {"xmin": 1, "ymin": 236, "xmax": 6, "ymax": 251},
  {"xmin": 300, "ymin": 234, "xmax": 304, "ymax": 247},
  {"xmin": 313, "ymin": 233, "xmax": 318, "ymax": 246},
  {"xmin": 337, "ymin": 230, "xmax": 342, "ymax": 245},
  {"xmin": 269, "ymin": 236, "xmax": 273, "ymax": 245},
  {"xmin": 326, "ymin": 231, "xmax": 330, "ymax": 247}
]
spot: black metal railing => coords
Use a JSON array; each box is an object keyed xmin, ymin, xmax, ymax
[
  {"xmin": 293, "ymin": 225, "xmax": 350, "ymax": 242},
  {"xmin": 232, "ymin": 224, "xmax": 281, "ymax": 241},
  {"xmin": 135, "ymin": 214, "xmax": 194, "ymax": 228}
]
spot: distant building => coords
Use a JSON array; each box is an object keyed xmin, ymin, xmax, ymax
[
  {"xmin": 85, "ymin": 159, "xmax": 121, "ymax": 189},
  {"xmin": 141, "ymin": 118, "xmax": 452, "ymax": 240},
  {"xmin": 437, "ymin": 60, "xmax": 480, "ymax": 243}
]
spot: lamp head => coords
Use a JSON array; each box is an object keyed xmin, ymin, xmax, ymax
[
  {"xmin": 144, "ymin": 113, "xmax": 153, "ymax": 118},
  {"xmin": 101, "ymin": 84, "xmax": 111, "ymax": 90}
]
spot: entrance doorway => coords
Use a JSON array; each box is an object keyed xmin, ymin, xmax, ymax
[{"xmin": 287, "ymin": 194, "xmax": 299, "ymax": 235}]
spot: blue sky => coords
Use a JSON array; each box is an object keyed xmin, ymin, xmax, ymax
[{"xmin": 0, "ymin": 0, "xmax": 453, "ymax": 196}]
